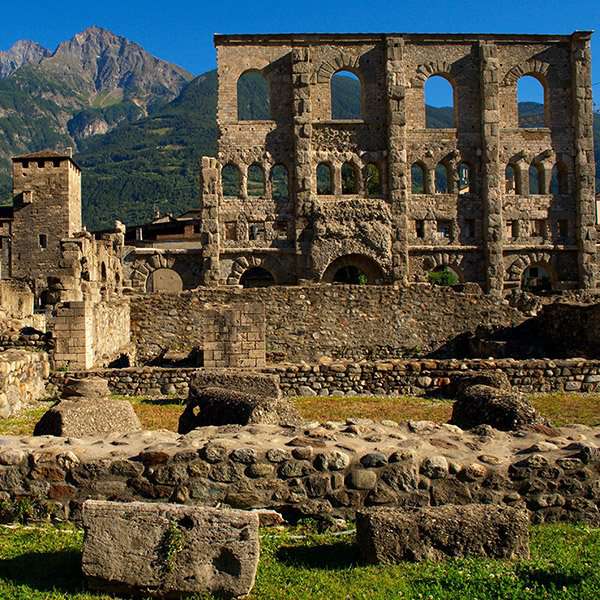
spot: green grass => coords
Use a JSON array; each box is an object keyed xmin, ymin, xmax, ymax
[
  {"xmin": 0, "ymin": 392, "xmax": 598, "ymax": 437},
  {"xmin": 0, "ymin": 522, "xmax": 598, "ymax": 599}
]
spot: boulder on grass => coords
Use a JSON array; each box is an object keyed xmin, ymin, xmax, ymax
[
  {"xmin": 178, "ymin": 386, "xmax": 300, "ymax": 433},
  {"xmin": 451, "ymin": 384, "xmax": 548, "ymax": 431},
  {"xmin": 356, "ymin": 504, "xmax": 530, "ymax": 563},
  {"xmin": 34, "ymin": 396, "xmax": 141, "ymax": 437},
  {"xmin": 82, "ymin": 500, "xmax": 259, "ymax": 599}
]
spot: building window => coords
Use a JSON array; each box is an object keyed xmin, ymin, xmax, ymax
[
  {"xmin": 365, "ymin": 163, "xmax": 382, "ymax": 197},
  {"xmin": 506, "ymin": 220, "xmax": 519, "ymax": 239},
  {"xmin": 436, "ymin": 220, "xmax": 452, "ymax": 241},
  {"xmin": 36, "ymin": 160, "xmax": 44, "ymax": 168},
  {"xmin": 529, "ymin": 163, "xmax": 544, "ymax": 195},
  {"xmin": 248, "ymin": 163, "xmax": 265, "ymax": 197},
  {"xmin": 557, "ymin": 219, "xmax": 568, "ymax": 240},
  {"xmin": 52, "ymin": 159, "xmax": 61, "ymax": 168},
  {"xmin": 415, "ymin": 220, "xmax": 425, "ymax": 239},
  {"xmin": 435, "ymin": 163, "xmax": 449, "ymax": 193},
  {"xmin": 38, "ymin": 234, "xmax": 47, "ymax": 249},
  {"xmin": 222, "ymin": 164, "xmax": 242, "ymax": 197},
  {"xmin": 331, "ymin": 70, "xmax": 361, "ymax": 120},
  {"xmin": 505, "ymin": 164, "xmax": 517, "ymax": 195},
  {"xmin": 237, "ymin": 70, "xmax": 270, "ymax": 121},
  {"xmin": 341, "ymin": 162, "xmax": 358, "ymax": 194},
  {"xmin": 411, "ymin": 163, "xmax": 425, "ymax": 194},
  {"xmin": 249, "ymin": 223, "xmax": 261, "ymax": 241},
  {"xmin": 517, "ymin": 75, "xmax": 546, "ymax": 128},
  {"xmin": 317, "ymin": 163, "xmax": 333, "ymax": 195},
  {"xmin": 224, "ymin": 222, "xmax": 237, "ymax": 241},
  {"xmin": 425, "ymin": 75, "xmax": 455, "ymax": 128},
  {"xmin": 271, "ymin": 164, "xmax": 289, "ymax": 200},
  {"xmin": 458, "ymin": 162, "xmax": 471, "ymax": 195}
]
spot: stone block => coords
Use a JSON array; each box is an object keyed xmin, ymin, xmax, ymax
[
  {"xmin": 82, "ymin": 500, "xmax": 260, "ymax": 598},
  {"xmin": 356, "ymin": 504, "xmax": 530, "ymax": 563}
]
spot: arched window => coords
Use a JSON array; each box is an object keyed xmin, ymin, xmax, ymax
[
  {"xmin": 529, "ymin": 163, "xmax": 543, "ymax": 195},
  {"xmin": 240, "ymin": 267, "xmax": 275, "ymax": 288},
  {"xmin": 271, "ymin": 164, "xmax": 289, "ymax": 200},
  {"xmin": 101, "ymin": 262, "xmax": 107, "ymax": 282},
  {"xmin": 505, "ymin": 164, "xmax": 517, "ymax": 195},
  {"xmin": 551, "ymin": 162, "xmax": 569, "ymax": 195},
  {"xmin": 365, "ymin": 163, "xmax": 382, "ymax": 197},
  {"xmin": 341, "ymin": 162, "xmax": 358, "ymax": 194},
  {"xmin": 317, "ymin": 163, "xmax": 333, "ymax": 195},
  {"xmin": 222, "ymin": 164, "xmax": 241, "ymax": 197},
  {"xmin": 322, "ymin": 254, "xmax": 385, "ymax": 285},
  {"xmin": 425, "ymin": 75, "xmax": 455, "ymax": 128},
  {"xmin": 411, "ymin": 163, "xmax": 425, "ymax": 194},
  {"xmin": 435, "ymin": 163, "xmax": 449, "ymax": 193},
  {"xmin": 517, "ymin": 75, "xmax": 545, "ymax": 128},
  {"xmin": 237, "ymin": 70, "xmax": 270, "ymax": 121},
  {"xmin": 331, "ymin": 70, "xmax": 361, "ymax": 120},
  {"xmin": 247, "ymin": 163, "xmax": 265, "ymax": 197},
  {"xmin": 458, "ymin": 162, "xmax": 471, "ymax": 195}
]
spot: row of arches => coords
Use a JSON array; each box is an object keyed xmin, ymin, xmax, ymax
[
  {"xmin": 410, "ymin": 160, "xmax": 569, "ymax": 196},
  {"xmin": 237, "ymin": 69, "xmax": 547, "ymax": 128},
  {"xmin": 316, "ymin": 162, "xmax": 383, "ymax": 196},
  {"xmin": 222, "ymin": 163, "xmax": 289, "ymax": 199},
  {"xmin": 506, "ymin": 161, "xmax": 569, "ymax": 195}
]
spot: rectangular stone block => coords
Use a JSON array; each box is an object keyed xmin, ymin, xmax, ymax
[
  {"xmin": 356, "ymin": 504, "xmax": 530, "ymax": 563},
  {"xmin": 82, "ymin": 500, "xmax": 260, "ymax": 598}
]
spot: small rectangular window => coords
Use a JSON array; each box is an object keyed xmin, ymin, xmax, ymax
[
  {"xmin": 558, "ymin": 219, "xmax": 568, "ymax": 239},
  {"xmin": 436, "ymin": 220, "xmax": 452, "ymax": 240},
  {"xmin": 38, "ymin": 233, "xmax": 47, "ymax": 249},
  {"xmin": 249, "ymin": 223, "xmax": 261, "ymax": 241},
  {"xmin": 224, "ymin": 222, "xmax": 237, "ymax": 241},
  {"xmin": 36, "ymin": 160, "xmax": 45, "ymax": 168},
  {"xmin": 52, "ymin": 159, "xmax": 61, "ymax": 168},
  {"xmin": 415, "ymin": 220, "xmax": 425, "ymax": 239}
]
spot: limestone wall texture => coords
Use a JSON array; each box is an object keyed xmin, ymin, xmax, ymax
[
  {"xmin": 50, "ymin": 357, "xmax": 600, "ymax": 398},
  {"xmin": 0, "ymin": 350, "xmax": 49, "ymax": 418},
  {"xmin": 0, "ymin": 422, "xmax": 597, "ymax": 524},
  {"xmin": 130, "ymin": 285, "xmax": 525, "ymax": 365}
]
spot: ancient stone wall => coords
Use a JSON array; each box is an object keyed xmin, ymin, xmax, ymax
[
  {"xmin": 50, "ymin": 298, "xmax": 131, "ymax": 370},
  {"xmin": 0, "ymin": 350, "xmax": 49, "ymax": 418},
  {"xmin": 201, "ymin": 32, "xmax": 596, "ymax": 293},
  {"xmin": 130, "ymin": 285, "xmax": 525, "ymax": 365},
  {"xmin": 50, "ymin": 357, "xmax": 600, "ymax": 398},
  {"xmin": 0, "ymin": 422, "xmax": 597, "ymax": 524}
]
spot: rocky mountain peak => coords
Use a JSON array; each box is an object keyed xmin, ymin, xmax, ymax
[{"xmin": 0, "ymin": 39, "xmax": 50, "ymax": 78}]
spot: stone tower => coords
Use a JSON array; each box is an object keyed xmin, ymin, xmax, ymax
[{"xmin": 10, "ymin": 149, "xmax": 82, "ymax": 291}]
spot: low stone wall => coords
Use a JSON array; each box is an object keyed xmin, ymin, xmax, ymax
[
  {"xmin": 50, "ymin": 358, "xmax": 600, "ymax": 398},
  {"xmin": 0, "ymin": 350, "xmax": 49, "ymax": 418},
  {"xmin": 130, "ymin": 285, "xmax": 526, "ymax": 364},
  {"xmin": 0, "ymin": 422, "xmax": 597, "ymax": 524}
]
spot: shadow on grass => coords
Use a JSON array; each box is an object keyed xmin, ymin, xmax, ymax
[
  {"xmin": 137, "ymin": 397, "xmax": 185, "ymax": 406},
  {"xmin": 516, "ymin": 565, "xmax": 586, "ymax": 590},
  {"xmin": 0, "ymin": 550, "xmax": 87, "ymax": 594},
  {"xmin": 276, "ymin": 541, "xmax": 359, "ymax": 570}
]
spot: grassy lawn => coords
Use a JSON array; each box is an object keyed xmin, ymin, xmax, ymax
[
  {"xmin": 0, "ymin": 522, "xmax": 597, "ymax": 599},
  {"xmin": 0, "ymin": 392, "xmax": 598, "ymax": 437}
]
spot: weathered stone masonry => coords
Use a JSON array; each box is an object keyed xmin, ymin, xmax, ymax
[
  {"xmin": 198, "ymin": 32, "xmax": 596, "ymax": 294},
  {"xmin": 0, "ymin": 422, "xmax": 598, "ymax": 524}
]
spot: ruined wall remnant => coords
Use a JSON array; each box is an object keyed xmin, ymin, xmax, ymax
[
  {"xmin": 198, "ymin": 32, "xmax": 596, "ymax": 294},
  {"xmin": 130, "ymin": 285, "xmax": 525, "ymax": 365},
  {"xmin": 0, "ymin": 350, "xmax": 49, "ymax": 418}
]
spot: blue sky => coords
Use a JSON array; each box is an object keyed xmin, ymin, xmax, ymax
[{"xmin": 1, "ymin": 0, "xmax": 599, "ymax": 106}]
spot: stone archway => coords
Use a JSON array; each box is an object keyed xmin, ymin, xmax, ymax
[
  {"xmin": 422, "ymin": 253, "xmax": 466, "ymax": 283},
  {"xmin": 321, "ymin": 254, "xmax": 385, "ymax": 285},
  {"xmin": 506, "ymin": 252, "xmax": 553, "ymax": 284},
  {"xmin": 227, "ymin": 256, "xmax": 281, "ymax": 286}
]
